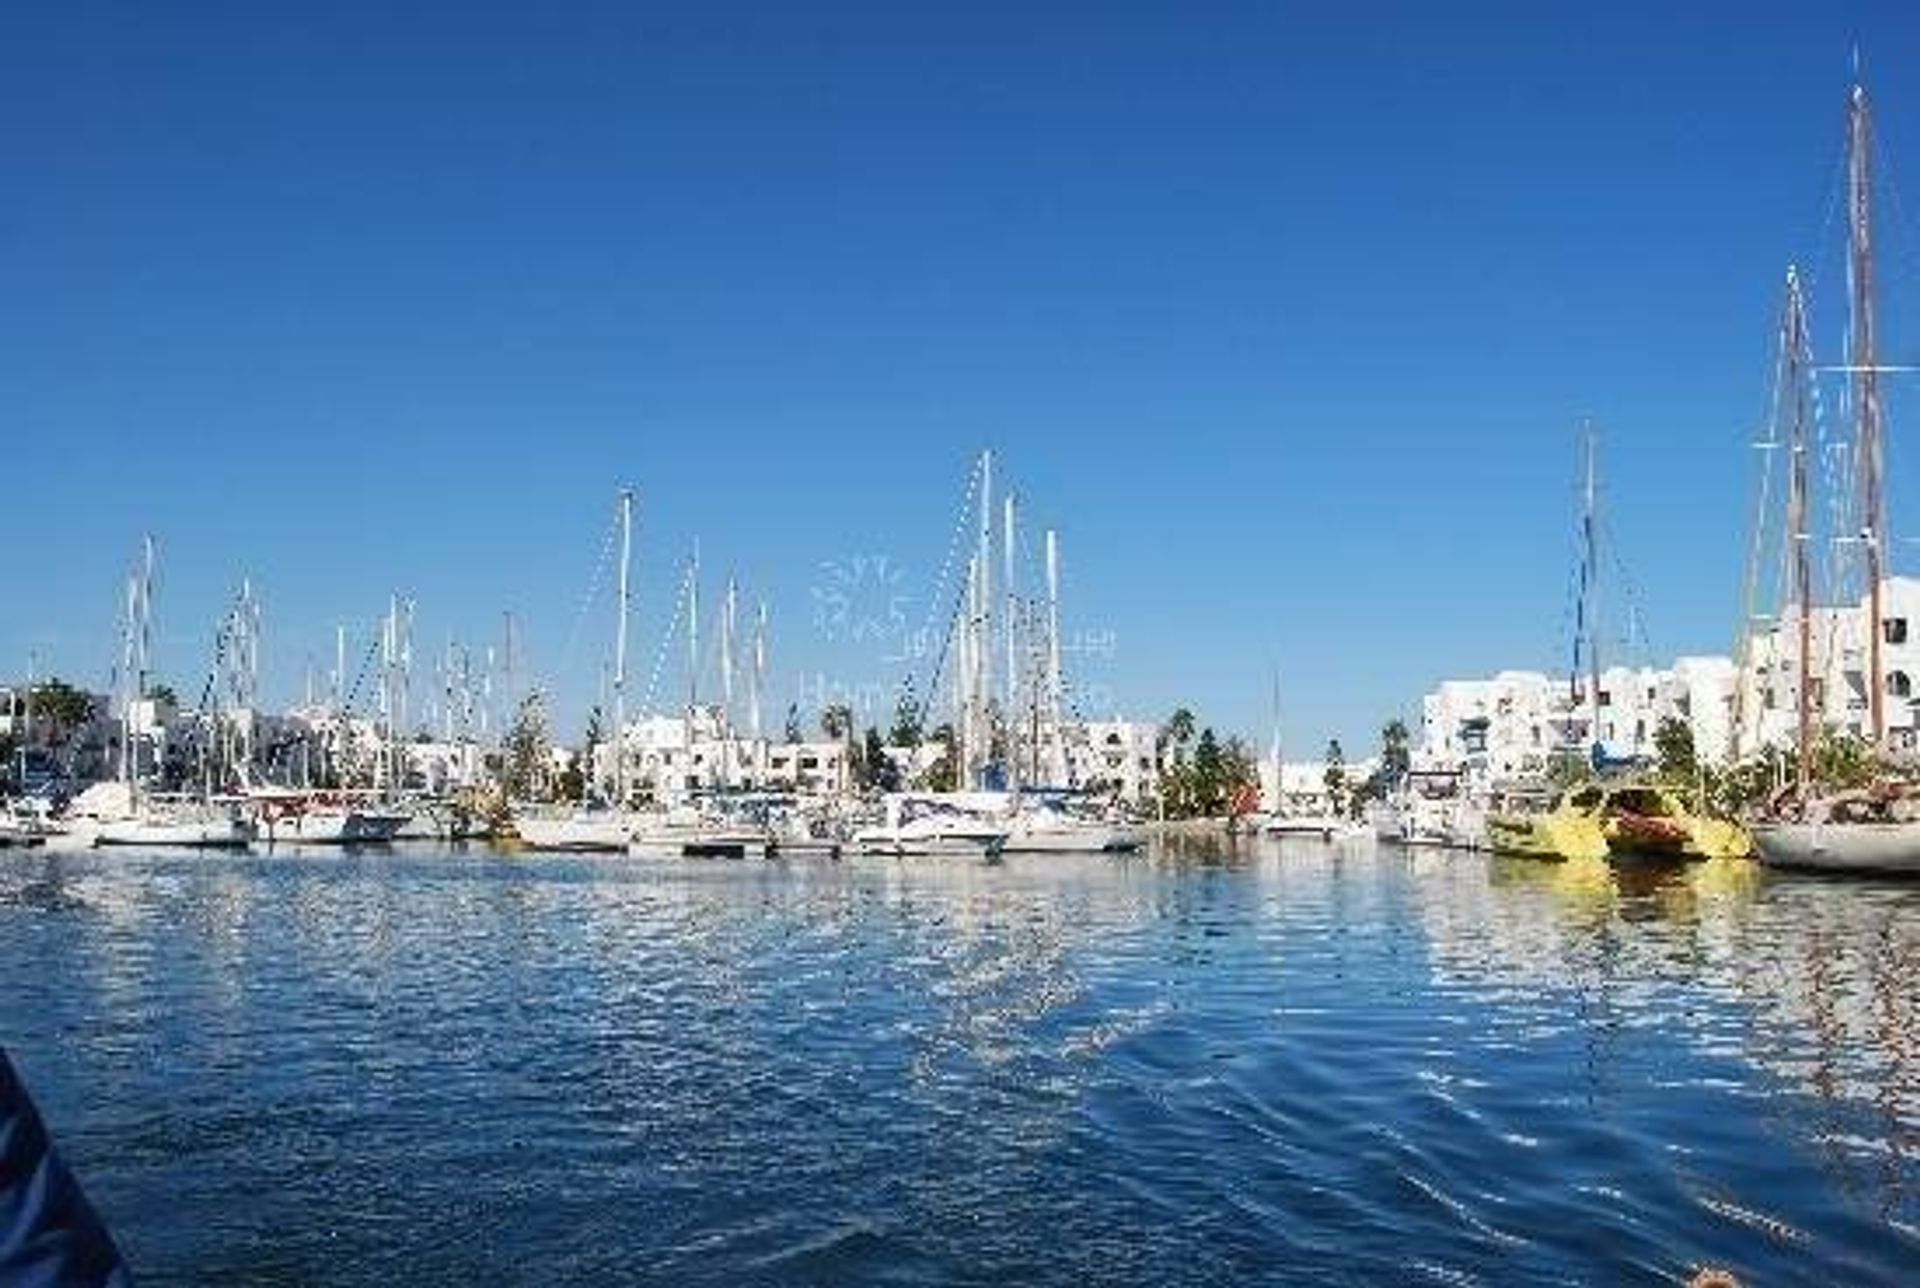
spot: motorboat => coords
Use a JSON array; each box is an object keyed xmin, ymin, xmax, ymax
[
  {"xmin": 993, "ymin": 795, "xmax": 1141, "ymax": 853},
  {"xmin": 852, "ymin": 795, "xmax": 1007, "ymax": 858}
]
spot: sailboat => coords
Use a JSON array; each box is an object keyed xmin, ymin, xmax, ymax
[
  {"xmin": 1260, "ymin": 676, "xmax": 1361, "ymax": 841},
  {"xmin": 515, "ymin": 490, "xmax": 641, "ymax": 853},
  {"xmin": 70, "ymin": 538, "xmax": 257, "ymax": 849},
  {"xmin": 1484, "ymin": 433, "xmax": 1747, "ymax": 863},
  {"xmin": 1747, "ymin": 86, "xmax": 1920, "ymax": 876}
]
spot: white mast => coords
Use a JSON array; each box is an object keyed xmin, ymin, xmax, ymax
[
  {"xmin": 120, "ymin": 576, "xmax": 137, "ymax": 798},
  {"xmin": 749, "ymin": 600, "xmax": 767, "ymax": 743},
  {"xmin": 1045, "ymin": 528, "xmax": 1065, "ymax": 785},
  {"xmin": 958, "ymin": 555, "xmax": 977, "ymax": 785},
  {"xmin": 380, "ymin": 596, "xmax": 395, "ymax": 794},
  {"xmin": 334, "ymin": 622, "xmax": 347, "ymax": 787},
  {"xmin": 613, "ymin": 488, "xmax": 633, "ymax": 806},
  {"xmin": 685, "ymin": 543, "xmax": 700, "ymax": 770},
  {"xmin": 721, "ymin": 575, "xmax": 737, "ymax": 784},
  {"xmin": 977, "ymin": 451, "xmax": 993, "ymax": 784},
  {"xmin": 1003, "ymin": 490, "xmax": 1017, "ymax": 789}
]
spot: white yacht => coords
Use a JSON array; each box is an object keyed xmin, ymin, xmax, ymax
[
  {"xmin": 513, "ymin": 807, "xmax": 636, "ymax": 853},
  {"xmin": 1368, "ymin": 769, "xmax": 1479, "ymax": 848},
  {"xmin": 853, "ymin": 796, "xmax": 1007, "ymax": 858},
  {"xmin": 1000, "ymin": 797, "xmax": 1141, "ymax": 853}
]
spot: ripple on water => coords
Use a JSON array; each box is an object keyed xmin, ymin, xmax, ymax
[{"xmin": 0, "ymin": 843, "xmax": 1914, "ymax": 1286}]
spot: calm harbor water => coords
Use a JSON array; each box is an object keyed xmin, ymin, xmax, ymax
[{"xmin": 1, "ymin": 838, "xmax": 1913, "ymax": 1286}]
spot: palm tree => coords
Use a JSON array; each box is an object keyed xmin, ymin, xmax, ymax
[{"xmin": 820, "ymin": 703, "xmax": 852, "ymax": 743}]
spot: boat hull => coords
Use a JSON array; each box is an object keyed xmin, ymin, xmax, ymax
[
  {"xmin": 1751, "ymin": 821, "xmax": 1920, "ymax": 875},
  {"xmin": 267, "ymin": 809, "xmax": 410, "ymax": 845},
  {"xmin": 851, "ymin": 832, "xmax": 1006, "ymax": 858},
  {"xmin": 514, "ymin": 815, "xmax": 632, "ymax": 852},
  {"xmin": 1001, "ymin": 825, "xmax": 1142, "ymax": 854},
  {"xmin": 94, "ymin": 818, "xmax": 256, "ymax": 849}
]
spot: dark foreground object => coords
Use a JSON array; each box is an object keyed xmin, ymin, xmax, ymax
[{"xmin": 0, "ymin": 1051, "xmax": 130, "ymax": 1287}]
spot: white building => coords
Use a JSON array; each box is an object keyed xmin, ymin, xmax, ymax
[
  {"xmin": 1259, "ymin": 756, "xmax": 1380, "ymax": 815},
  {"xmin": 1066, "ymin": 719, "xmax": 1161, "ymax": 805},
  {"xmin": 596, "ymin": 707, "xmax": 850, "ymax": 801},
  {"xmin": 1735, "ymin": 576, "xmax": 1920, "ymax": 754},
  {"xmin": 1419, "ymin": 656, "xmax": 1739, "ymax": 777}
]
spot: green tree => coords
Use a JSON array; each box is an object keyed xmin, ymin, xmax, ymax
[
  {"xmin": 146, "ymin": 683, "xmax": 179, "ymax": 708},
  {"xmin": 1164, "ymin": 707, "xmax": 1196, "ymax": 751},
  {"xmin": 890, "ymin": 694, "xmax": 925, "ymax": 748},
  {"xmin": 922, "ymin": 723, "xmax": 958, "ymax": 792},
  {"xmin": 820, "ymin": 703, "xmax": 852, "ymax": 743},
  {"xmin": 1191, "ymin": 727, "xmax": 1226, "ymax": 815},
  {"xmin": 1652, "ymin": 716, "xmax": 1696, "ymax": 783},
  {"xmin": 1221, "ymin": 735, "xmax": 1260, "ymax": 812},
  {"xmin": 503, "ymin": 692, "xmax": 552, "ymax": 800},
  {"xmin": 1380, "ymin": 718, "xmax": 1411, "ymax": 783},
  {"xmin": 862, "ymin": 727, "xmax": 900, "ymax": 791},
  {"xmin": 1323, "ymin": 738, "xmax": 1348, "ymax": 816},
  {"xmin": 26, "ymin": 678, "xmax": 94, "ymax": 743}
]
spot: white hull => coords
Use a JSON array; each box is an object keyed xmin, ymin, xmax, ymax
[
  {"xmin": 515, "ymin": 813, "xmax": 632, "ymax": 852},
  {"xmin": 94, "ymin": 816, "xmax": 256, "ymax": 848},
  {"xmin": 852, "ymin": 832, "xmax": 1005, "ymax": 858},
  {"xmin": 1752, "ymin": 821, "xmax": 1920, "ymax": 875},
  {"xmin": 1264, "ymin": 816, "xmax": 1359, "ymax": 841},
  {"xmin": 267, "ymin": 808, "xmax": 410, "ymax": 845},
  {"xmin": 630, "ymin": 824, "xmax": 776, "ymax": 858},
  {"xmin": 1001, "ymin": 822, "xmax": 1142, "ymax": 853}
]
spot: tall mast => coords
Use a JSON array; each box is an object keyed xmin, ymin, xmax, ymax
[
  {"xmin": 334, "ymin": 623, "xmax": 347, "ymax": 787},
  {"xmin": 1784, "ymin": 265, "xmax": 1818, "ymax": 794},
  {"xmin": 977, "ymin": 450, "xmax": 993, "ymax": 780},
  {"xmin": 1849, "ymin": 84, "xmax": 1890, "ymax": 748},
  {"xmin": 1003, "ymin": 490, "xmax": 1017, "ymax": 789},
  {"xmin": 1045, "ymin": 528, "xmax": 1064, "ymax": 785},
  {"xmin": 1571, "ymin": 424, "xmax": 1602, "ymax": 754},
  {"xmin": 120, "ymin": 575, "xmax": 137, "ymax": 797},
  {"xmin": 613, "ymin": 488, "xmax": 633, "ymax": 805},
  {"xmin": 721, "ymin": 575, "xmax": 737, "ymax": 783},
  {"xmin": 959, "ymin": 554, "xmax": 978, "ymax": 785},
  {"xmin": 750, "ymin": 600, "xmax": 767, "ymax": 743},
  {"xmin": 382, "ymin": 594, "xmax": 396, "ymax": 796}
]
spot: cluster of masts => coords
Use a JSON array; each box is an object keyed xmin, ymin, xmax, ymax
[
  {"xmin": 1734, "ymin": 82, "xmax": 1906, "ymax": 786},
  {"xmin": 79, "ymin": 443, "xmax": 1091, "ymax": 804},
  {"xmin": 947, "ymin": 449, "xmax": 1072, "ymax": 791}
]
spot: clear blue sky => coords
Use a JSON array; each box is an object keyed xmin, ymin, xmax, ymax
[{"xmin": 6, "ymin": 2, "xmax": 1920, "ymax": 752}]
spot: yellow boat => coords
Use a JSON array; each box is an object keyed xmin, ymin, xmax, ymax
[{"xmin": 1485, "ymin": 782, "xmax": 1749, "ymax": 863}]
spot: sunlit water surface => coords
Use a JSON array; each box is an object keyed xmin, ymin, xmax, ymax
[{"xmin": 1, "ymin": 839, "xmax": 1913, "ymax": 1286}]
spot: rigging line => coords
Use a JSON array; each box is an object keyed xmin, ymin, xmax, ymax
[
  {"xmin": 900, "ymin": 454, "xmax": 983, "ymax": 706},
  {"xmin": 1736, "ymin": 285, "xmax": 1796, "ymax": 745},
  {"xmin": 554, "ymin": 502, "xmax": 623, "ymax": 685},
  {"xmin": 920, "ymin": 563, "xmax": 975, "ymax": 721},
  {"xmin": 641, "ymin": 556, "xmax": 692, "ymax": 714}
]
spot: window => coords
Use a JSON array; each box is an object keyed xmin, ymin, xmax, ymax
[
  {"xmin": 1596, "ymin": 690, "xmax": 1612, "ymax": 707},
  {"xmin": 1889, "ymin": 670, "xmax": 1913, "ymax": 699},
  {"xmin": 1886, "ymin": 618, "xmax": 1910, "ymax": 645}
]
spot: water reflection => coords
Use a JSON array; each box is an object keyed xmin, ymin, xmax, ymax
[{"xmin": 0, "ymin": 839, "xmax": 1912, "ymax": 1286}]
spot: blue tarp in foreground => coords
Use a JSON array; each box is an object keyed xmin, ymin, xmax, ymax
[{"xmin": 0, "ymin": 1050, "xmax": 131, "ymax": 1287}]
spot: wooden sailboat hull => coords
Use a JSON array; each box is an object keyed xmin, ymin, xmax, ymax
[{"xmin": 1751, "ymin": 821, "xmax": 1920, "ymax": 875}]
